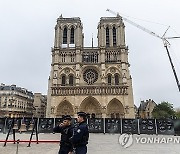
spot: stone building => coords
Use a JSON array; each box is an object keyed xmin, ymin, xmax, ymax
[
  {"xmin": 0, "ymin": 84, "xmax": 34, "ymax": 118},
  {"xmin": 138, "ymin": 99, "xmax": 156, "ymax": 118},
  {"xmin": 134, "ymin": 105, "xmax": 138, "ymax": 118},
  {"xmin": 46, "ymin": 14, "xmax": 135, "ymax": 118},
  {"xmin": 33, "ymin": 93, "xmax": 47, "ymax": 118}
]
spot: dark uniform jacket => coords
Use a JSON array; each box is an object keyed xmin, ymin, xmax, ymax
[
  {"xmin": 70, "ymin": 121, "xmax": 89, "ymax": 147},
  {"xmin": 53, "ymin": 124, "xmax": 73, "ymax": 147}
]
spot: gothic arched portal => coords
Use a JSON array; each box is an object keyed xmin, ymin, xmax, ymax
[
  {"xmin": 80, "ymin": 96, "xmax": 102, "ymax": 118},
  {"xmin": 107, "ymin": 98, "xmax": 124, "ymax": 118},
  {"xmin": 56, "ymin": 100, "xmax": 74, "ymax": 117}
]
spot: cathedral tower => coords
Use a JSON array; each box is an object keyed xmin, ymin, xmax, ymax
[{"xmin": 46, "ymin": 15, "xmax": 135, "ymax": 118}]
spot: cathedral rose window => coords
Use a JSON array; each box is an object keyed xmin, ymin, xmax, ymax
[{"xmin": 83, "ymin": 69, "xmax": 98, "ymax": 85}]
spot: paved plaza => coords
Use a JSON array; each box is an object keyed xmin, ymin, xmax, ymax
[{"xmin": 0, "ymin": 133, "xmax": 180, "ymax": 154}]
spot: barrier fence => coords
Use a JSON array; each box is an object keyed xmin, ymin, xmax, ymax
[{"xmin": 0, "ymin": 118, "xmax": 180, "ymax": 135}]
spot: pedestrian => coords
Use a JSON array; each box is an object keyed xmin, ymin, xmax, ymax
[
  {"xmin": 70, "ymin": 112, "xmax": 89, "ymax": 154},
  {"xmin": 53, "ymin": 115, "xmax": 73, "ymax": 154}
]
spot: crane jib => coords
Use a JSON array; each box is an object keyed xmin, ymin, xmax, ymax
[{"xmin": 107, "ymin": 9, "xmax": 180, "ymax": 92}]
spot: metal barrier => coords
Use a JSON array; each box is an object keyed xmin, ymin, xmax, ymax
[
  {"xmin": 173, "ymin": 119, "xmax": 180, "ymax": 135},
  {"xmin": 38, "ymin": 118, "xmax": 54, "ymax": 133},
  {"xmin": 3, "ymin": 118, "xmax": 39, "ymax": 147},
  {"xmin": 156, "ymin": 119, "xmax": 174, "ymax": 135},
  {"xmin": 0, "ymin": 118, "xmax": 180, "ymax": 135},
  {"xmin": 105, "ymin": 118, "xmax": 121, "ymax": 133},
  {"xmin": 0, "ymin": 118, "xmax": 5, "ymax": 133},
  {"xmin": 87, "ymin": 118, "xmax": 104, "ymax": 133},
  {"xmin": 139, "ymin": 119, "xmax": 156, "ymax": 135},
  {"xmin": 122, "ymin": 119, "xmax": 138, "ymax": 134}
]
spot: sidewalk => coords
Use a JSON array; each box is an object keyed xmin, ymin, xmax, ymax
[{"xmin": 0, "ymin": 133, "xmax": 180, "ymax": 154}]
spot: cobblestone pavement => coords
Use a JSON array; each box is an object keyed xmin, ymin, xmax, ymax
[{"xmin": 0, "ymin": 133, "xmax": 180, "ymax": 154}]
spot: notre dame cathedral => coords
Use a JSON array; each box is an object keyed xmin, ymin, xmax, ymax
[{"xmin": 46, "ymin": 14, "xmax": 135, "ymax": 118}]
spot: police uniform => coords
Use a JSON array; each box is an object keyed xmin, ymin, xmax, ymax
[
  {"xmin": 70, "ymin": 112, "xmax": 89, "ymax": 154},
  {"xmin": 53, "ymin": 115, "xmax": 73, "ymax": 154}
]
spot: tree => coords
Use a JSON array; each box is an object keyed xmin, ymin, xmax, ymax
[
  {"xmin": 152, "ymin": 101, "xmax": 175, "ymax": 119},
  {"xmin": 175, "ymin": 108, "xmax": 180, "ymax": 118}
]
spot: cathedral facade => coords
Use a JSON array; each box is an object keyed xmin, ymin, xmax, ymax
[{"xmin": 46, "ymin": 15, "xmax": 135, "ymax": 118}]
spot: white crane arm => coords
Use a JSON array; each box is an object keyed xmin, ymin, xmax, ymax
[
  {"xmin": 107, "ymin": 8, "xmax": 180, "ymax": 92},
  {"xmin": 107, "ymin": 9, "xmax": 162, "ymax": 39}
]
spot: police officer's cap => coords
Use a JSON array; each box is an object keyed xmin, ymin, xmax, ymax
[
  {"xmin": 77, "ymin": 112, "xmax": 87, "ymax": 118},
  {"xmin": 62, "ymin": 115, "xmax": 72, "ymax": 121}
]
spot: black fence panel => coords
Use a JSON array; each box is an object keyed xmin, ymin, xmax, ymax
[
  {"xmin": 0, "ymin": 118, "xmax": 179, "ymax": 135},
  {"xmin": 139, "ymin": 119, "xmax": 156, "ymax": 134},
  {"xmin": 23, "ymin": 118, "xmax": 37, "ymax": 133},
  {"xmin": 0, "ymin": 118, "xmax": 5, "ymax": 133},
  {"xmin": 122, "ymin": 119, "xmax": 138, "ymax": 134},
  {"xmin": 4, "ymin": 118, "xmax": 13, "ymax": 133},
  {"xmin": 88, "ymin": 118, "xmax": 104, "ymax": 133},
  {"xmin": 4, "ymin": 118, "xmax": 21, "ymax": 133},
  {"xmin": 156, "ymin": 119, "xmax": 174, "ymax": 135},
  {"xmin": 38, "ymin": 118, "xmax": 54, "ymax": 133},
  {"xmin": 54, "ymin": 118, "xmax": 77, "ymax": 127},
  {"xmin": 173, "ymin": 119, "xmax": 180, "ymax": 135},
  {"xmin": 55, "ymin": 118, "xmax": 62, "ymax": 127},
  {"xmin": 105, "ymin": 118, "xmax": 121, "ymax": 133}
]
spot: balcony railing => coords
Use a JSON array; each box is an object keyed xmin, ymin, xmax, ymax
[{"xmin": 51, "ymin": 85, "xmax": 128, "ymax": 96}]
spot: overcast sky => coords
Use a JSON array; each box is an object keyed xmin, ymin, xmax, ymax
[{"xmin": 0, "ymin": 0, "xmax": 180, "ymax": 108}]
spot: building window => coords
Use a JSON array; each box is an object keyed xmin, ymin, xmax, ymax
[
  {"xmin": 106, "ymin": 27, "xmax": 109, "ymax": 46},
  {"xmin": 63, "ymin": 27, "xmax": 67, "ymax": 44},
  {"xmin": 70, "ymin": 27, "xmax": 74, "ymax": 44},
  {"xmin": 115, "ymin": 74, "xmax": 119, "ymax": 85},
  {"xmin": 61, "ymin": 54, "xmax": 66, "ymax": 62},
  {"xmin": 69, "ymin": 75, "xmax": 74, "ymax": 86},
  {"xmin": 61, "ymin": 75, "xmax": 66, "ymax": 86},
  {"xmin": 70, "ymin": 54, "xmax": 75, "ymax": 62},
  {"xmin": 82, "ymin": 52, "xmax": 99, "ymax": 63},
  {"xmin": 83, "ymin": 69, "xmax": 98, "ymax": 85},
  {"xmin": 3, "ymin": 97, "xmax": 7, "ymax": 108},
  {"xmin": 113, "ymin": 27, "xmax": 116, "ymax": 46},
  {"xmin": 107, "ymin": 74, "xmax": 112, "ymax": 85}
]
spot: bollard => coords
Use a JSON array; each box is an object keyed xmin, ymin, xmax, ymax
[{"xmin": 16, "ymin": 139, "xmax": 20, "ymax": 154}]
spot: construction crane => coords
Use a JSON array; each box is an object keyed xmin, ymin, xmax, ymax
[{"xmin": 107, "ymin": 9, "xmax": 180, "ymax": 92}]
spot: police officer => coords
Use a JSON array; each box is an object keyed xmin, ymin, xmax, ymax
[
  {"xmin": 70, "ymin": 112, "xmax": 89, "ymax": 154},
  {"xmin": 53, "ymin": 115, "xmax": 73, "ymax": 154}
]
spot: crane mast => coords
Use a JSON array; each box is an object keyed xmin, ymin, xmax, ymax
[
  {"xmin": 106, "ymin": 9, "xmax": 180, "ymax": 92},
  {"xmin": 164, "ymin": 43, "xmax": 180, "ymax": 91}
]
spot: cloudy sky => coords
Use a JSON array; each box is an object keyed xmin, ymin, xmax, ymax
[{"xmin": 0, "ymin": 0, "xmax": 180, "ymax": 108}]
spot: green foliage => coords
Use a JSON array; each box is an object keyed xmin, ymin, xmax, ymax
[
  {"xmin": 152, "ymin": 101, "xmax": 175, "ymax": 119},
  {"xmin": 175, "ymin": 108, "xmax": 180, "ymax": 118}
]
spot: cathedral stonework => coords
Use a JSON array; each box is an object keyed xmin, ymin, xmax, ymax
[{"xmin": 46, "ymin": 15, "xmax": 135, "ymax": 118}]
